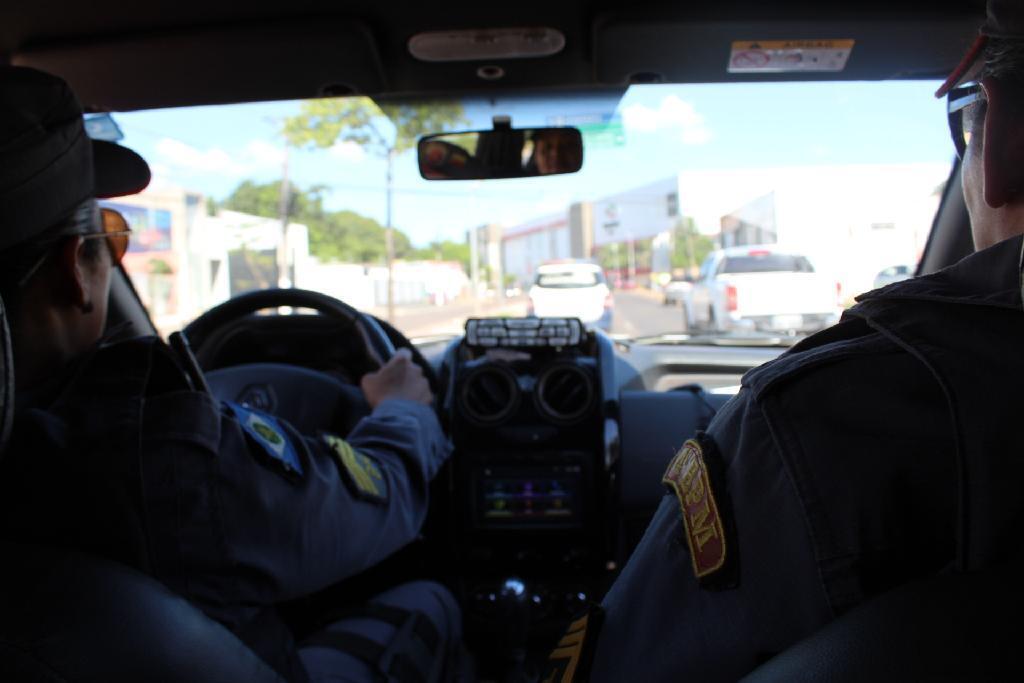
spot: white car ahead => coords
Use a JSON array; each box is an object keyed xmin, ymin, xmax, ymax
[
  {"xmin": 528, "ymin": 262, "xmax": 613, "ymax": 330},
  {"xmin": 873, "ymin": 264, "xmax": 914, "ymax": 289},
  {"xmin": 687, "ymin": 246, "xmax": 842, "ymax": 335},
  {"xmin": 663, "ymin": 276, "xmax": 694, "ymax": 306}
]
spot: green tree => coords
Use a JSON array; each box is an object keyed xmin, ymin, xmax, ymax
[
  {"xmin": 282, "ymin": 99, "xmax": 468, "ymax": 155},
  {"xmin": 282, "ymin": 97, "xmax": 468, "ymax": 319},
  {"xmin": 411, "ymin": 240, "xmax": 471, "ymax": 272},
  {"xmin": 221, "ymin": 179, "xmax": 327, "ymax": 222},
  {"xmin": 220, "ymin": 179, "xmax": 415, "ymax": 265},
  {"xmin": 148, "ymin": 258, "xmax": 173, "ymax": 275},
  {"xmin": 315, "ymin": 210, "xmax": 414, "ymax": 263}
]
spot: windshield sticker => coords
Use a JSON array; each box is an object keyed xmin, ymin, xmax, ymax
[{"xmin": 728, "ymin": 39, "xmax": 854, "ymax": 73}]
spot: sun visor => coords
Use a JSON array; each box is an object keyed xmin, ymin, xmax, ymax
[
  {"xmin": 594, "ymin": 16, "xmax": 982, "ymax": 85},
  {"xmin": 13, "ymin": 20, "xmax": 386, "ymax": 111}
]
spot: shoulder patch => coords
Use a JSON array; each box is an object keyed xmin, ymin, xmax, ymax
[
  {"xmin": 542, "ymin": 607, "xmax": 604, "ymax": 683},
  {"xmin": 322, "ymin": 433, "xmax": 388, "ymax": 503},
  {"xmin": 228, "ymin": 402, "xmax": 304, "ymax": 478},
  {"xmin": 663, "ymin": 438, "xmax": 727, "ymax": 580}
]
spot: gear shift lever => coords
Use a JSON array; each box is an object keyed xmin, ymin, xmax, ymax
[{"xmin": 496, "ymin": 577, "xmax": 530, "ymax": 682}]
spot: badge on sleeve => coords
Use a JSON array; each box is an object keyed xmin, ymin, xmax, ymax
[
  {"xmin": 541, "ymin": 607, "xmax": 603, "ymax": 683},
  {"xmin": 228, "ymin": 401, "xmax": 304, "ymax": 477},
  {"xmin": 321, "ymin": 433, "xmax": 388, "ymax": 503},
  {"xmin": 663, "ymin": 438, "xmax": 727, "ymax": 580}
]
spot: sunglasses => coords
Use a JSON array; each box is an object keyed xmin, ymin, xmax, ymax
[
  {"xmin": 15, "ymin": 205, "xmax": 132, "ymax": 288},
  {"xmin": 87, "ymin": 207, "xmax": 132, "ymax": 264},
  {"xmin": 947, "ymin": 82, "xmax": 986, "ymax": 160}
]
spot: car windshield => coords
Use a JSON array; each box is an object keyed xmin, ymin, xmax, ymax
[
  {"xmin": 535, "ymin": 271, "xmax": 603, "ymax": 288},
  {"xmin": 109, "ymin": 79, "xmax": 951, "ymax": 344},
  {"xmin": 721, "ymin": 254, "xmax": 814, "ymax": 274}
]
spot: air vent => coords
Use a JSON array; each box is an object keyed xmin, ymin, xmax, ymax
[
  {"xmin": 535, "ymin": 363, "xmax": 596, "ymax": 425},
  {"xmin": 459, "ymin": 364, "xmax": 520, "ymax": 426}
]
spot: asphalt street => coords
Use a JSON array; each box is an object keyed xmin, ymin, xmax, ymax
[
  {"xmin": 388, "ymin": 290, "xmax": 687, "ymax": 340},
  {"xmin": 608, "ymin": 290, "xmax": 689, "ymax": 339}
]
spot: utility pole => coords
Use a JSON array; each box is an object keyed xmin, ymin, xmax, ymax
[
  {"xmin": 385, "ymin": 147, "xmax": 395, "ymax": 322},
  {"xmin": 277, "ymin": 146, "xmax": 292, "ymax": 289},
  {"xmin": 627, "ymin": 235, "xmax": 637, "ymax": 284},
  {"xmin": 469, "ymin": 227, "xmax": 480, "ymax": 297}
]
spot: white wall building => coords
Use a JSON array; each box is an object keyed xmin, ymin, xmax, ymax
[
  {"xmin": 591, "ymin": 177, "xmax": 679, "ymax": 249},
  {"xmin": 302, "ymin": 261, "xmax": 470, "ymax": 310},
  {"xmin": 501, "ymin": 203, "xmax": 595, "ymax": 286},
  {"xmin": 502, "ymin": 213, "xmax": 571, "ymax": 285},
  {"xmin": 201, "ymin": 209, "xmax": 310, "ymax": 296},
  {"xmin": 712, "ymin": 164, "xmax": 949, "ymax": 298}
]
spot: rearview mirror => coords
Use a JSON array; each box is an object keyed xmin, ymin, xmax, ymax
[{"xmin": 418, "ymin": 123, "xmax": 583, "ymax": 180}]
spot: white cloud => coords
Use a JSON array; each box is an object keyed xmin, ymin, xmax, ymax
[
  {"xmin": 328, "ymin": 140, "xmax": 367, "ymax": 164},
  {"xmin": 146, "ymin": 162, "xmax": 176, "ymax": 190},
  {"xmin": 244, "ymin": 139, "xmax": 287, "ymax": 167},
  {"xmin": 154, "ymin": 138, "xmax": 286, "ymax": 177},
  {"xmin": 622, "ymin": 95, "xmax": 713, "ymax": 145}
]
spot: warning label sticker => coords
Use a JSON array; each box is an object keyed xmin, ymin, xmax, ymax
[{"xmin": 728, "ymin": 39, "xmax": 854, "ymax": 74}]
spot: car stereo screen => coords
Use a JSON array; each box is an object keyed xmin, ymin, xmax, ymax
[{"xmin": 479, "ymin": 473, "xmax": 579, "ymax": 523}]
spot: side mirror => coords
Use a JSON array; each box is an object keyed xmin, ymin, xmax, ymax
[{"xmin": 418, "ymin": 120, "xmax": 583, "ymax": 180}]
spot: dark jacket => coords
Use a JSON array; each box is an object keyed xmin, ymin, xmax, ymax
[
  {"xmin": 591, "ymin": 235, "xmax": 1024, "ymax": 682},
  {"xmin": 1, "ymin": 337, "xmax": 451, "ymax": 680}
]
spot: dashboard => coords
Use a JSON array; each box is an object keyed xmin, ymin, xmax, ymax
[
  {"xmin": 437, "ymin": 318, "xmax": 617, "ymax": 652},
  {"xmin": 430, "ymin": 317, "xmax": 782, "ymax": 658},
  {"xmin": 193, "ymin": 310, "xmax": 785, "ymax": 663}
]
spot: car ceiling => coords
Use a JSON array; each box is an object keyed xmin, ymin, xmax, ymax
[{"xmin": 2, "ymin": 0, "xmax": 986, "ymax": 111}]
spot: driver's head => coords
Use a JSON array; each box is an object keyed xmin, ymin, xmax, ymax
[
  {"xmin": 938, "ymin": 0, "xmax": 1024, "ymax": 250},
  {"xmin": 0, "ymin": 67, "xmax": 150, "ymax": 386}
]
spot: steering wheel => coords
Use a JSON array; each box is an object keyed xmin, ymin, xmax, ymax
[{"xmin": 182, "ymin": 288, "xmax": 402, "ymax": 436}]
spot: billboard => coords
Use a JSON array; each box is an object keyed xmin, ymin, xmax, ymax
[
  {"xmin": 591, "ymin": 177, "xmax": 679, "ymax": 247},
  {"xmin": 102, "ymin": 201, "xmax": 173, "ymax": 253}
]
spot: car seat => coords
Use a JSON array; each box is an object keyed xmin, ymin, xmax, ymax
[
  {"xmin": 0, "ymin": 293, "xmax": 283, "ymax": 682},
  {"xmin": 742, "ymin": 556, "xmax": 1023, "ymax": 680}
]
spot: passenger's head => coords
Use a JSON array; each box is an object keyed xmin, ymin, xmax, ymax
[
  {"xmin": 0, "ymin": 67, "xmax": 149, "ymax": 385},
  {"xmin": 939, "ymin": 0, "xmax": 1024, "ymax": 249}
]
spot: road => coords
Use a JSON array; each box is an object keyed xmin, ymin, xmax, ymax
[
  {"xmin": 376, "ymin": 296, "xmax": 529, "ymax": 339},
  {"xmin": 383, "ymin": 290, "xmax": 686, "ymax": 340},
  {"xmin": 609, "ymin": 290, "xmax": 688, "ymax": 339}
]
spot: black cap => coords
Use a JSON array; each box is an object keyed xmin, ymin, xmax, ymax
[
  {"xmin": 936, "ymin": 0, "xmax": 1024, "ymax": 97},
  {"xmin": 0, "ymin": 67, "xmax": 151, "ymax": 251}
]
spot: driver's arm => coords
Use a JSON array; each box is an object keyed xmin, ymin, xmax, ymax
[{"xmin": 138, "ymin": 348, "xmax": 450, "ymax": 616}]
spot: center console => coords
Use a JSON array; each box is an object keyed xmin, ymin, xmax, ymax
[{"xmin": 439, "ymin": 317, "xmax": 620, "ymax": 662}]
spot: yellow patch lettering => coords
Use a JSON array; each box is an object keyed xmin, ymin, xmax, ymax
[
  {"xmin": 322, "ymin": 434, "xmax": 387, "ymax": 503},
  {"xmin": 662, "ymin": 439, "xmax": 727, "ymax": 579}
]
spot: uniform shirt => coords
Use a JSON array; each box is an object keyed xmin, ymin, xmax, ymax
[
  {"xmin": 1, "ymin": 339, "xmax": 451, "ymax": 679},
  {"xmin": 590, "ymin": 235, "xmax": 1024, "ymax": 682}
]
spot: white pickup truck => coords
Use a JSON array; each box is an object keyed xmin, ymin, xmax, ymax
[{"xmin": 686, "ymin": 246, "xmax": 842, "ymax": 335}]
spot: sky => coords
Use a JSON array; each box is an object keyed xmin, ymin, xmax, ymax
[{"xmin": 114, "ymin": 80, "xmax": 955, "ymax": 247}]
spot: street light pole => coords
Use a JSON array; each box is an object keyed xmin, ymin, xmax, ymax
[
  {"xmin": 277, "ymin": 146, "xmax": 291, "ymax": 289},
  {"xmin": 385, "ymin": 147, "xmax": 395, "ymax": 323}
]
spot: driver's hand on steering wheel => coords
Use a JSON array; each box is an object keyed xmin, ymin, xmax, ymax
[{"xmin": 360, "ymin": 348, "xmax": 433, "ymax": 408}]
